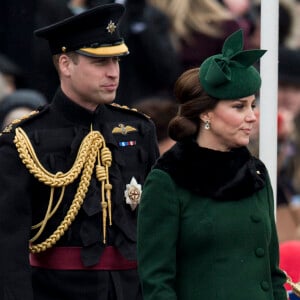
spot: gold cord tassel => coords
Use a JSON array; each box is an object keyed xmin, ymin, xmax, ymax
[
  {"xmin": 105, "ymin": 183, "xmax": 112, "ymax": 225},
  {"xmin": 101, "ymin": 201, "xmax": 108, "ymax": 244},
  {"xmin": 96, "ymin": 144, "xmax": 112, "ymax": 243},
  {"xmin": 101, "ymin": 146, "xmax": 112, "ymax": 225}
]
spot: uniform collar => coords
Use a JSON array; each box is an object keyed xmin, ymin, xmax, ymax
[{"xmin": 51, "ymin": 88, "xmax": 105, "ymax": 127}]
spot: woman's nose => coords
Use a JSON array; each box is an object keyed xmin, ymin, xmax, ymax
[{"xmin": 246, "ymin": 109, "xmax": 257, "ymax": 122}]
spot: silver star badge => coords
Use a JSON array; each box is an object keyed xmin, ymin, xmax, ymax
[
  {"xmin": 106, "ymin": 20, "xmax": 117, "ymax": 34},
  {"xmin": 124, "ymin": 177, "xmax": 142, "ymax": 211}
]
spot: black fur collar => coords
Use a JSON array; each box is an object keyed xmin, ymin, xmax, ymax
[{"xmin": 154, "ymin": 140, "xmax": 266, "ymax": 200}]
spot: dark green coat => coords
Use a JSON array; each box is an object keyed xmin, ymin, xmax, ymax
[{"xmin": 137, "ymin": 141, "xmax": 287, "ymax": 300}]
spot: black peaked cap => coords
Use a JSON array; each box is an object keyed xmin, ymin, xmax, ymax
[{"xmin": 34, "ymin": 3, "xmax": 128, "ymax": 57}]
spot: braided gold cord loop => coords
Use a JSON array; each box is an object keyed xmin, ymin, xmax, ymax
[
  {"xmin": 13, "ymin": 127, "xmax": 112, "ymax": 253},
  {"xmin": 30, "ymin": 148, "xmax": 96, "ymax": 253},
  {"xmin": 14, "ymin": 127, "xmax": 103, "ymax": 187}
]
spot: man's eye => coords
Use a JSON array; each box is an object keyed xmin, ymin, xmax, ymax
[{"xmin": 94, "ymin": 59, "xmax": 105, "ymax": 64}]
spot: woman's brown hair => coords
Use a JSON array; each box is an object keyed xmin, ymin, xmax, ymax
[{"xmin": 168, "ymin": 68, "xmax": 218, "ymax": 141}]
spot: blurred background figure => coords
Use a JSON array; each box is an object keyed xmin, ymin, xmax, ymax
[
  {"xmin": 98, "ymin": 0, "xmax": 180, "ymax": 105},
  {"xmin": 0, "ymin": 89, "xmax": 47, "ymax": 129},
  {"xmin": 134, "ymin": 97, "xmax": 178, "ymax": 155},
  {"xmin": 278, "ymin": 47, "xmax": 300, "ymax": 197},
  {"xmin": 274, "ymin": 47, "xmax": 300, "ymax": 242},
  {"xmin": 0, "ymin": 72, "xmax": 11, "ymax": 101},
  {"xmin": 276, "ymin": 108, "xmax": 300, "ymax": 242},
  {"xmin": 219, "ymin": 0, "xmax": 257, "ymax": 41},
  {"xmin": 250, "ymin": 0, "xmax": 296, "ymax": 48},
  {"xmin": 0, "ymin": 53, "xmax": 26, "ymax": 94},
  {"xmin": 0, "ymin": 0, "xmax": 35, "ymax": 91},
  {"xmin": 149, "ymin": 0, "xmax": 246, "ymax": 71},
  {"xmin": 278, "ymin": 47, "xmax": 300, "ymax": 114},
  {"xmin": 287, "ymin": 0, "xmax": 300, "ymax": 48}
]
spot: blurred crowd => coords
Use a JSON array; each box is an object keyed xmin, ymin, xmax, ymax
[{"xmin": 1, "ymin": 0, "xmax": 300, "ymax": 296}]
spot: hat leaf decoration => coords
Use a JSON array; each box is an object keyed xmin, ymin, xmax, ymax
[
  {"xmin": 204, "ymin": 29, "xmax": 265, "ymax": 87},
  {"xmin": 231, "ymin": 49, "xmax": 267, "ymax": 68},
  {"xmin": 222, "ymin": 29, "xmax": 244, "ymax": 58}
]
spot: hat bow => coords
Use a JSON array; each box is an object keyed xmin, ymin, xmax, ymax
[{"xmin": 204, "ymin": 30, "xmax": 266, "ymax": 87}]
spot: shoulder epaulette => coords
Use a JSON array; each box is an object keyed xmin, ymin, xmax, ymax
[
  {"xmin": 0, "ymin": 106, "xmax": 48, "ymax": 136},
  {"xmin": 109, "ymin": 103, "xmax": 151, "ymax": 119}
]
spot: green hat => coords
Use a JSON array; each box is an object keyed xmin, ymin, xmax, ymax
[{"xmin": 199, "ymin": 29, "xmax": 266, "ymax": 99}]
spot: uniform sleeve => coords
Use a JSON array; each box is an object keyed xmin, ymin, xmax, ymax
[
  {"xmin": 137, "ymin": 169, "xmax": 179, "ymax": 300},
  {"xmin": 0, "ymin": 134, "xmax": 34, "ymax": 299},
  {"xmin": 265, "ymin": 175, "xmax": 288, "ymax": 300}
]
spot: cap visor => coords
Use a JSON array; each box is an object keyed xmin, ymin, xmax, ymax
[{"xmin": 77, "ymin": 43, "xmax": 129, "ymax": 57}]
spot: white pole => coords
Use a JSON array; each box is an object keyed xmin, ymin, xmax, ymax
[{"xmin": 259, "ymin": 0, "xmax": 279, "ymax": 210}]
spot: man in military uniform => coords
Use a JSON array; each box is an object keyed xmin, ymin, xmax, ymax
[{"xmin": 0, "ymin": 3, "xmax": 159, "ymax": 299}]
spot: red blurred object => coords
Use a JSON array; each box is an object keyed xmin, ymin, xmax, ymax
[
  {"xmin": 279, "ymin": 240, "xmax": 300, "ymax": 291},
  {"xmin": 278, "ymin": 112, "xmax": 284, "ymax": 137}
]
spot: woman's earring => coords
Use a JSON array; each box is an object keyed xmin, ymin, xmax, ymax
[{"xmin": 204, "ymin": 120, "xmax": 210, "ymax": 130}]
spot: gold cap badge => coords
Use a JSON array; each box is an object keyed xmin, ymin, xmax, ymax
[{"xmin": 106, "ymin": 20, "xmax": 117, "ymax": 34}]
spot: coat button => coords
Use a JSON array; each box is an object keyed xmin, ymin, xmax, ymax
[
  {"xmin": 250, "ymin": 214, "xmax": 261, "ymax": 223},
  {"xmin": 260, "ymin": 281, "xmax": 270, "ymax": 291},
  {"xmin": 255, "ymin": 248, "xmax": 265, "ymax": 257}
]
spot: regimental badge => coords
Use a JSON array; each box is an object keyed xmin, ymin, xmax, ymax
[
  {"xmin": 124, "ymin": 177, "xmax": 142, "ymax": 211},
  {"xmin": 112, "ymin": 123, "xmax": 137, "ymax": 135},
  {"xmin": 106, "ymin": 20, "xmax": 117, "ymax": 34}
]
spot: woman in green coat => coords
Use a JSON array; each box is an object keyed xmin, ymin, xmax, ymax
[{"xmin": 137, "ymin": 29, "xmax": 288, "ymax": 300}]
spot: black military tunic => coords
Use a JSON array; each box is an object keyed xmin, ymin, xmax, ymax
[{"xmin": 0, "ymin": 88, "xmax": 159, "ymax": 299}]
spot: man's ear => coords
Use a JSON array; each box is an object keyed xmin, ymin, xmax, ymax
[{"xmin": 59, "ymin": 54, "xmax": 72, "ymax": 77}]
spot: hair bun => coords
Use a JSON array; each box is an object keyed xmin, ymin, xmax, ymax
[{"xmin": 168, "ymin": 115, "xmax": 197, "ymax": 141}]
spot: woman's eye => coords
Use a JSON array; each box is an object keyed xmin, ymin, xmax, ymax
[{"xmin": 233, "ymin": 105, "xmax": 244, "ymax": 109}]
